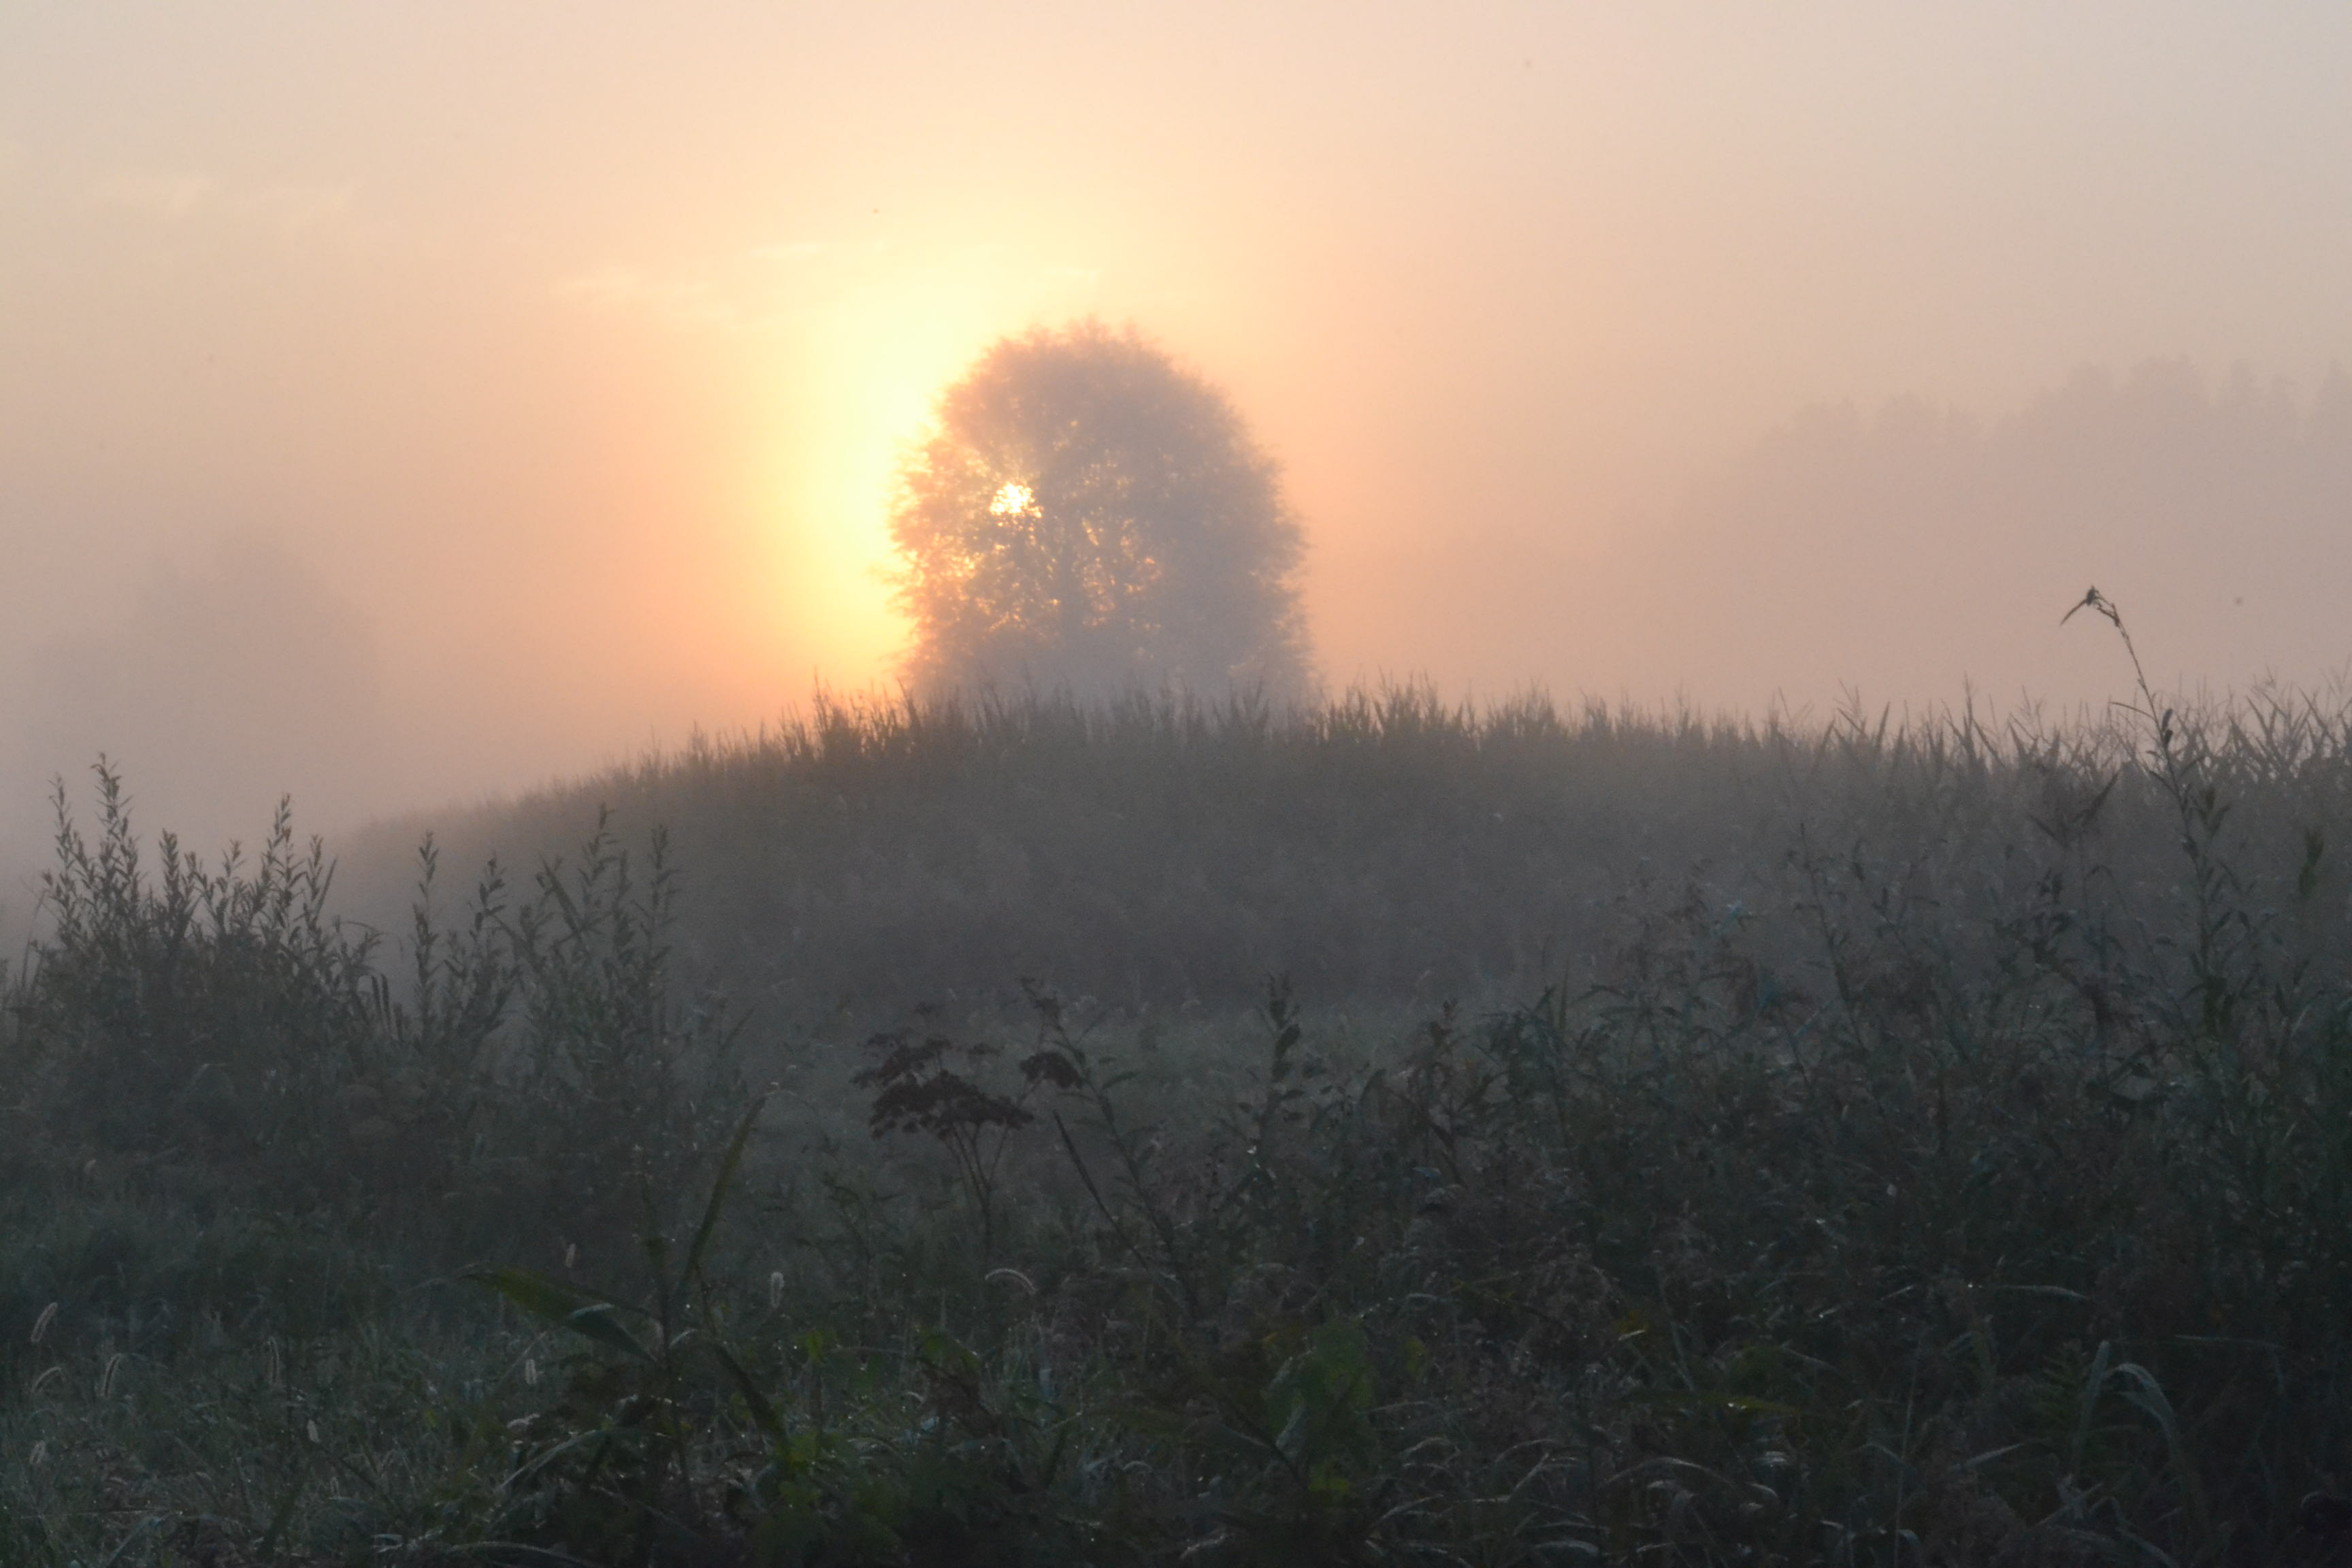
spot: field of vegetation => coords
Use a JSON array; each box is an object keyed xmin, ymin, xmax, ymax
[{"xmin": 14, "ymin": 619, "xmax": 2352, "ymax": 1563}]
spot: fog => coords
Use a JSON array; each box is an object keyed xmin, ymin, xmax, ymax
[{"xmin": 4, "ymin": 3, "xmax": 2351, "ymax": 867}]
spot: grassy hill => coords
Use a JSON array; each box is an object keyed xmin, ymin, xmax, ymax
[
  {"xmin": 330, "ymin": 679, "xmax": 2328, "ymax": 1040},
  {"xmin": 14, "ymin": 672, "xmax": 2352, "ymax": 1561}
]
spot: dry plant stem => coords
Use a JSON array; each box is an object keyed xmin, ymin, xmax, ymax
[{"xmin": 2067, "ymin": 587, "xmax": 2241, "ymax": 1036}]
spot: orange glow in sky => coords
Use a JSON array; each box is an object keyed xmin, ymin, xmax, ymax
[
  {"xmin": 4, "ymin": 3, "xmax": 2352, "ymax": 851},
  {"xmin": 747, "ymin": 249, "xmax": 1109, "ymax": 685}
]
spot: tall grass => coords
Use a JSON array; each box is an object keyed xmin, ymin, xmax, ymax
[
  {"xmin": 340, "ymin": 676, "xmax": 2352, "ymax": 1029},
  {"xmin": 12, "ymin": 653, "xmax": 2352, "ymax": 1561},
  {"xmin": 5, "ymin": 768, "xmax": 742, "ymax": 1269}
]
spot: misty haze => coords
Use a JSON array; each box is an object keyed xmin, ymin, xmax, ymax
[{"xmin": 7, "ymin": 7, "xmax": 2352, "ymax": 1563}]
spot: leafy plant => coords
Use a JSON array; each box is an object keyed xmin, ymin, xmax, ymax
[
  {"xmin": 467, "ymin": 1093, "xmax": 777, "ymax": 1560},
  {"xmin": 853, "ymin": 1016, "xmax": 1068, "ymax": 1256}
]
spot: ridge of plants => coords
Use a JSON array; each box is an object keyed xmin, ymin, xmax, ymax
[{"xmin": 10, "ymin": 626, "xmax": 2352, "ymax": 1561}]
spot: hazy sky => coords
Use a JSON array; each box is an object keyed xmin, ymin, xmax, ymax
[{"xmin": 4, "ymin": 3, "xmax": 2351, "ymax": 852}]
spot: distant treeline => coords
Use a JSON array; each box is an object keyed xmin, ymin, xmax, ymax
[{"xmin": 1628, "ymin": 357, "xmax": 2352, "ymax": 702}]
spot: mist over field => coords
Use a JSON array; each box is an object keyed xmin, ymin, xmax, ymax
[
  {"xmin": 7, "ymin": 358, "xmax": 2350, "ymax": 883},
  {"xmin": 2, "ymin": 5, "xmax": 2350, "ymax": 868},
  {"xmin": 15, "ymin": 9, "xmax": 2352, "ymax": 1561}
]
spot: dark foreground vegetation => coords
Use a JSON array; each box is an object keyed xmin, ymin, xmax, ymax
[{"xmin": 15, "ymin": 631, "xmax": 2352, "ymax": 1563}]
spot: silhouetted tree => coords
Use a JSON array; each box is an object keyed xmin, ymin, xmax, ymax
[{"xmin": 887, "ymin": 321, "xmax": 1311, "ymax": 701}]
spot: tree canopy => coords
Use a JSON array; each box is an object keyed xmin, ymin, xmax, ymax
[{"xmin": 886, "ymin": 321, "xmax": 1311, "ymax": 702}]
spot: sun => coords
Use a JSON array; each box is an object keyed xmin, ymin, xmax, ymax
[{"xmin": 747, "ymin": 246, "xmax": 1106, "ymax": 690}]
